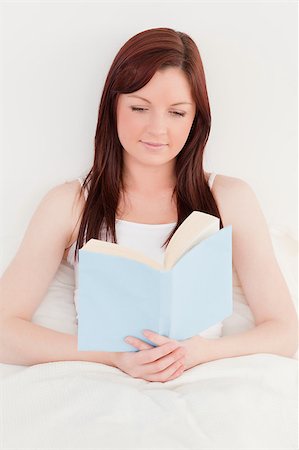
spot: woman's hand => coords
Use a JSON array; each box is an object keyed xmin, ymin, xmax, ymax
[
  {"xmin": 113, "ymin": 331, "xmax": 187, "ymax": 382},
  {"xmin": 125, "ymin": 330, "xmax": 208, "ymax": 371},
  {"xmin": 113, "ymin": 330, "xmax": 207, "ymax": 382}
]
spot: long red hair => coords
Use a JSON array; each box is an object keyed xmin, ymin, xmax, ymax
[{"xmin": 74, "ymin": 27, "xmax": 223, "ymax": 263}]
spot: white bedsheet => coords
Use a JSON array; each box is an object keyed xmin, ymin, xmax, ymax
[{"xmin": 1, "ymin": 353, "xmax": 297, "ymax": 449}]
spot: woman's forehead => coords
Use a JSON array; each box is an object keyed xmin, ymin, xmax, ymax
[{"xmin": 121, "ymin": 75, "xmax": 194, "ymax": 103}]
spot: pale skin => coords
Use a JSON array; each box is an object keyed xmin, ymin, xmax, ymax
[{"xmin": 0, "ymin": 68, "xmax": 297, "ymax": 382}]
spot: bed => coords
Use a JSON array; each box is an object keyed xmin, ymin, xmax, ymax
[{"xmin": 1, "ymin": 225, "xmax": 298, "ymax": 449}]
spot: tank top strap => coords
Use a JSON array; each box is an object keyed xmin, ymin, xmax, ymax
[
  {"xmin": 208, "ymin": 172, "xmax": 217, "ymax": 190},
  {"xmin": 77, "ymin": 176, "xmax": 89, "ymax": 201}
]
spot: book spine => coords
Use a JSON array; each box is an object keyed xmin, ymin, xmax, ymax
[{"xmin": 158, "ymin": 270, "xmax": 172, "ymax": 337}]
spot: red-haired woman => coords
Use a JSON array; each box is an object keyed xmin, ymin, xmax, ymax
[{"xmin": 1, "ymin": 28, "xmax": 297, "ymax": 382}]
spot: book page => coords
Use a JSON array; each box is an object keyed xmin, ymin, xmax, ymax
[
  {"xmin": 80, "ymin": 211, "xmax": 220, "ymax": 272},
  {"xmin": 81, "ymin": 239, "xmax": 162, "ymax": 270},
  {"xmin": 164, "ymin": 211, "xmax": 220, "ymax": 270}
]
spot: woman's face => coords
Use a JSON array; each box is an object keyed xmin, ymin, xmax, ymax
[{"xmin": 116, "ymin": 67, "xmax": 196, "ymax": 167}]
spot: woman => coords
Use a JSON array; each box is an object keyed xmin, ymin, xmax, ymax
[{"xmin": 0, "ymin": 28, "xmax": 297, "ymax": 382}]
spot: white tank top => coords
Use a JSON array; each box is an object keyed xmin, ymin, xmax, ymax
[
  {"xmin": 67, "ymin": 172, "xmax": 217, "ymax": 267},
  {"xmin": 67, "ymin": 172, "xmax": 224, "ymax": 338}
]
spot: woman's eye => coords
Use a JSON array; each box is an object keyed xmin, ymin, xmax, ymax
[
  {"xmin": 130, "ymin": 107, "xmax": 185, "ymax": 117},
  {"xmin": 131, "ymin": 107, "xmax": 147, "ymax": 112},
  {"xmin": 172, "ymin": 111, "xmax": 185, "ymax": 117}
]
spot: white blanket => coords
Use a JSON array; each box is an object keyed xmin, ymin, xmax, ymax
[{"xmin": 1, "ymin": 353, "xmax": 297, "ymax": 449}]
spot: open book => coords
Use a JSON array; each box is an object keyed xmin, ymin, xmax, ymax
[{"xmin": 77, "ymin": 211, "xmax": 233, "ymax": 352}]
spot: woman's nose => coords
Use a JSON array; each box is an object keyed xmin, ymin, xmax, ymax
[{"xmin": 146, "ymin": 112, "xmax": 168, "ymax": 135}]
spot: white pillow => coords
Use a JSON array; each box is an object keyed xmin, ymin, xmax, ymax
[{"xmin": 32, "ymin": 260, "xmax": 77, "ymax": 335}]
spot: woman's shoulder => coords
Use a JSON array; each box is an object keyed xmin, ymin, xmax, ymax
[
  {"xmin": 50, "ymin": 178, "xmax": 86, "ymax": 251},
  {"xmin": 205, "ymin": 171, "xmax": 243, "ymax": 188},
  {"xmin": 49, "ymin": 178, "xmax": 83, "ymax": 197},
  {"xmin": 211, "ymin": 173, "xmax": 255, "ymax": 226},
  {"xmin": 52, "ymin": 178, "xmax": 85, "ymax": 212},
  {"xmin": 206, "ymin": 172, "xmax": 246, "ymax": 188},
  {"xmin": 212, "ymin": 172, "xmax": 251, "ymax": 193}
]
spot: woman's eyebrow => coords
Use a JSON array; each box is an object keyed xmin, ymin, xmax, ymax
[{"xmin": 127, "ymin": 95, "xmax": 192, "ymax": 106}]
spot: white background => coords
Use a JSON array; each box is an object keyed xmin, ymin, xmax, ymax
[{"xmin": 0, "ymin": 0, "xmax": 297, "ymax": 274}]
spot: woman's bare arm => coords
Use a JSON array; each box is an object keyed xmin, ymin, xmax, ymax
[
  {"xmin": 0, "ymin": 181, "xmax": 116, "ymax": 367},
  {"xmin": 0, "ymin": 317, "xmax": 116, "ymax": 366},
  {"xmin": 192, "ymin": 176, "xmax": 298, "ymax": 364}
]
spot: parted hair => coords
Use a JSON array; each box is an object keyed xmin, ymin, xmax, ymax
[{"xmin": 73, "ymin": 27, "xmax": 223, "ymax": 263}]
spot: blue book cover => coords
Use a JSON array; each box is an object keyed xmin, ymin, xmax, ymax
[{"xmin": 77, "ymin": 211, "xmax": 233, "ymax": 352}]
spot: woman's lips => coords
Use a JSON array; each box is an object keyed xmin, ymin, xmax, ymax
[{"xmin": 141, "ymin": 141, "xmax": 167, "ymax": 149}]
